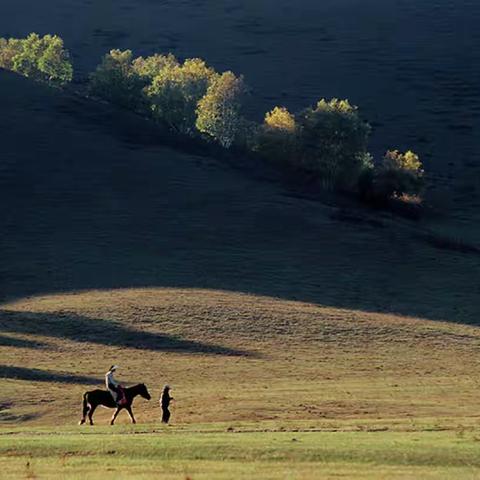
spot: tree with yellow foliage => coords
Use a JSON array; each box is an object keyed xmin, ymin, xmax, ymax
[
  {"xmin": 196, "ymin": 71, "xmax": 246, "ymax": 147},
  {"xmin": 145, "ymin": 58, "xmax": 218, "ymax": 134},
  {"xmin": 373, "ymin": 150, "xmax": 424, "ymax": 199},
  {"xmin": 256, "ymin": 106, "xmax": 299, "ymax": 164}
]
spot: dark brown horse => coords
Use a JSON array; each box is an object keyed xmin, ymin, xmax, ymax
[{"xmin": 79, "ymin": 383, "xmax": 151, "ymax": 425}]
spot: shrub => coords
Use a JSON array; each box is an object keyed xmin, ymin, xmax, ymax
[
  {"xmin": 265, "ymin": 106, "xmax": 297, "ymax": 132},
  {"xmin": 234, "ymin": 118, "xmax": 261, "ymax": 152},
  {"xmin": 196, "ymin": 71, "xmax": 246, "ymax": 147},
  {"xmin": 37, "ymin": 35, "xmax": 74, "ymax": 85},
  {"xmin": 0, "ymin": 38, "xmax": 22, "ymax": 70},
  {"xmin": 145, "ymin": 58, "xmax": 218, "ymax": 134},
  {"xmin": 297, "ymin": 98, "xmax": 371, "ymax": 189},
  {"xmin": 12, "ymin": 33, "xmax": 45, "ymax": 79},
  {"xmin": 132, "ymin": 53, "xmax": 178, "ymax": 80},
  {"xmin": 0, "ymin": 33, "xmax": 72, "ymax": 85},
  {"xmin": 89, "ymin": 49, "xmax": 145, "ymax": 108},
  {"xmin": 373, "ymin": 150, "xmax": 424, "ymax": 199},
  {"xmin": 256, "ymin": 106, "xmax": 299, "ymax": 164}
]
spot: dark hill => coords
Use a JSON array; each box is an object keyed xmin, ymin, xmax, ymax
[
  {"xmin": 2, "ymin": 0, "xmax": 480, "ymax": 199},
  {"xmin": 0, "ymin": 69, "xmax": 479, "ymax": 324}
]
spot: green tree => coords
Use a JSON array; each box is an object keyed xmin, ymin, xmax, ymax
[
  {"xmin": 256, "ymin": 106, "xmax": 299, "ymax": 163},
  {"xmin": 145, "ymin": 58, "xmax": 218, "ymax": 134},
  {"xmin": 373, "ymin": 150, "xmax": 424, "ymax": 199},
  {"xmin": 11, "ymin": 33, "xmax": 44, "ymax": 79},
  {"xmin": 37, "ymin": 35, "xmax": 73, "ymax": 85},
  {"xmin": 0, "ymin": 38, "xmax": 23, "ymax": 70},
  {"xmin": 0, "ymin": 33, "xmax": 72, "ymax": 85},
  {"xmin": 234, "ymin": 118, "xmax": 260, "ymax": 152},
  {"xmin": 195, "ymin": 71, "xmax": 246, "ymax": 147},
  {"xmin": 297, "ymin": 98, "xmax": 371, "ymax": 189},
  {"xmin": 132, "ymin": 53, "xmax": 178, "ymax": 80},
  {"xmin": 264, "ymin": 106, "xmax": 296, "ymax": 132},
  {"xmin": 89, "ymin": 49, "xmax": 144, "ymax": 108}
]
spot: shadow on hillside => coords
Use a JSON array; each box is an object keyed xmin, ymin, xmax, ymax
[
  {"xmin": 0, "ymin": 310, "xmax": 252, "ymax": 356},
  {"xmin": 0, "ymin": 365, "xmax": 100, "ymax": 384},
  {"xmin": 0, "ymin": 334, "xmax": 47, "ymax": 349},
  {"xmin": 0, "ymin": 402, "xmax": 39, "ymax": 423},
  {"xmin": 1, "ymin": 70, "xmax": 479, "ymax": 326}
]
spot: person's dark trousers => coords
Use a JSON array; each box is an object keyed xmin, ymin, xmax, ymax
[
  {"xmin": 162, "ymin": 407, "xmax": 170, "ymax": 423},
  {"xmin": 108, "ymin": 383, "xmax": 124, "ymax": 404}
]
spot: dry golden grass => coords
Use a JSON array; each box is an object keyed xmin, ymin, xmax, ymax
[{"xmin": 2, "ymin": 288, "xmax": 480, "ymax": 430}]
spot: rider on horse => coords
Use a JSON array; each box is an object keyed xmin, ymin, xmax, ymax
[{"xmin": 105, "ymin": 365, "xmax": 127, "ymax": 406}]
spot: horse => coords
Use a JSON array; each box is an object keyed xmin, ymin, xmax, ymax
[{"xmin": 79, "ymin": 383, "xmax": 151, "ymax": 425}]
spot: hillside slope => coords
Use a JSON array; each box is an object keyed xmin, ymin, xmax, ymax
[
  {"xmin": 1, "ymin": 70, "xmax": 480, "ymax": 426},
  {"xmin": 3, "ymin": 287, "xmax": 480, "ymax": 427},
  {"xmin": 1, "ymin": 70, "xmax": 479, "ymax": 321},
  {"xmin": 2, "ymin": 0, "xmax": 480, "ymax": 187}
]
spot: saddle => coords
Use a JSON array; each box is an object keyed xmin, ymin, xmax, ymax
[{"xmin": 117, "ymin": 385, "xmax": 127, "ymax": 406}]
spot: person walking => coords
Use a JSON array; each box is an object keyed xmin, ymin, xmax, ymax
[{"xmin": 160, "ymin": 385, "xmax": 173, "ymax": 424}]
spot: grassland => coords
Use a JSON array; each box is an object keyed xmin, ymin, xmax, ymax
[
  {"xmin": 1, "ymin": 64, "xmax": 480, "ymax": 477},
  {"xmin": 3, "ymin": 287, "xmax": 480, "ymax": 478},
  {"xmin": 4, "ymin": 426, "xmax": 480, "ymax": 479},
  {"xmin": 2, "ymin": 287, "xmax": 480, "ymax": 427}
]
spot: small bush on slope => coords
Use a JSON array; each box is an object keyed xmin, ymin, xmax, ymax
[
  {"xmin": 376, "ymin": 150, "xmax": 424, "ymax": 199},
  {"xmin": 256, "ymin": 106, "xmax": 300, "ymax": 165}
]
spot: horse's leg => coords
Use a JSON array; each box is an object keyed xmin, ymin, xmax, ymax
[
  {"xmin": 88, "ymin": 404, "xmax": 97, "ymax": 425},
  {"xmin": 79, "ymin": 393, "xmax": 89, "ymax": 425},
  {"xmin": 126, "ymin": 406, "xmax": 136, "ymax": 424},
  {"xmin": 110, "ymin": 407, "xmax": 121, "ymax": 426},
  {"xmin": 79, "ymin": 405, "xmax": 89, "ymax": 425}
]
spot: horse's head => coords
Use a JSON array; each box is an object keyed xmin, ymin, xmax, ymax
[{"xmin": 139, "ymin": 383, "xmax": 151, "ymax": 400}]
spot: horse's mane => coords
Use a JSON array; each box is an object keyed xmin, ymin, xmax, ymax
[{"xmin": 126, "ymin": 383, "xmax": 144, "ymax": 390}]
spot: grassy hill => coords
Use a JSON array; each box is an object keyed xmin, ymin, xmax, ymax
[
  {"xmin": 0, "ymin": 56, "xmax": 480, "ymax": 423},
  {"xmin": 1, "ymin": 69, "xmax": 480, "ymax": 477},
  {"xmin": 3, "ymin": 285, "xmax": 480, "ymax": 428}
]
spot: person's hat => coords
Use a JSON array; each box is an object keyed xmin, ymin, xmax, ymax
[
  {"xmin": 164, "ymin": 384, "xmax": 170, "ymax": 390},
  {"xmin": 109, "ymin": 365, "xmax": 119, "ymax": 371}
]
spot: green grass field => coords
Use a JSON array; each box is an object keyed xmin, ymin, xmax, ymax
[{"xmin": 4, "ymin": 425, "xmax": 480, "ymax": 479}]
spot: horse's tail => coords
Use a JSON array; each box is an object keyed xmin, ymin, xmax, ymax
[{"xmin": 79, "ymin": 392, "xmax": 89, "ymax": 425}]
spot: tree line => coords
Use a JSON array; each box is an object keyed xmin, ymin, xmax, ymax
[{"xmin": 0, "ymin": 34, "xmax": 424, "ymax": 204}]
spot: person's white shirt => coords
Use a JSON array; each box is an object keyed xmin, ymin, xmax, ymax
[
  {"xmin": 105, "ymin": 366, "xmax": 120, "ymax": 401},
  {"xmin": 105, "ymin": 370, "xmax": 119, "ymax": 389}
]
